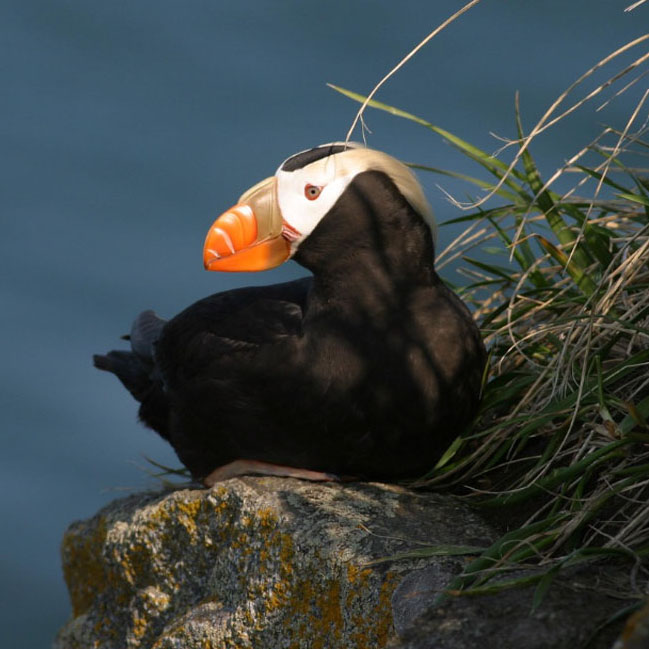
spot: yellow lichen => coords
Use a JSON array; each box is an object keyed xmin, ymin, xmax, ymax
[
  {"xmin": 349, "ymin": 570, "xmax": 399, "ymax": 647},
  {"xmin": 60, "ymin": 487, "xmax": 405, "ymax": 649},
  {"xmin": 120, "ymin": 542, "xmax": 151, "ymax": 585},
  {"xmin": 131, "ymin": 611, "xmax": 148, "ymax": 640},
  {"xmin": 256, "ymin": 507, "xmax": 279, "ymax": 529},
  {"xmin": 173, "ymin": 498, "xmax": 203, "ymax": 537},
  {"xmin": 346, "ymin": 564, "xmax": 372, "ymax": 586},
  {"xmin": 61, "ymin": 518, "xmax": 111, "ymax": 617}
]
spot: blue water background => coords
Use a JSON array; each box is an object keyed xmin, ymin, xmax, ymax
[{"xmin": 1, "ymin": 1, "xmax": 644, "ymax": 646}]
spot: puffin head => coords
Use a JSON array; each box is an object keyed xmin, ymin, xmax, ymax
[{"xmin": 203, "ymin": 143, "xmax": 436, "ymax": 272}]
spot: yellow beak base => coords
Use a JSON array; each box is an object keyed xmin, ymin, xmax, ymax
[{"xmin": 203, "ymin": 177, "xmax": 291, "ymax": 272}]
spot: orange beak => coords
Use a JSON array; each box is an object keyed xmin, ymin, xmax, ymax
[{"xmin": 203, "ymin": 176, "xmax": 292, "ymax": 272}]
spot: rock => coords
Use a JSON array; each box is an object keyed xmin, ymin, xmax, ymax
[
  {"xmin": 612, "ymin": 597, "xmax": 649, "ymax": 649},
  {"xmin": 391, "ymin": 564, "xmax": 457, "ymax": 636},
  {"xmin": 389, "ymin": 566, "xmax": 637, "ymax": 649},
  {"xmin": 55, "ymin": 477, "xmax": 495, "ymax": 649}
]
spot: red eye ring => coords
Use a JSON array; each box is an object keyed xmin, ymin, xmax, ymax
[{"xmin": 304, "ymin": 184, "xmax": 323, "ymax": 201}]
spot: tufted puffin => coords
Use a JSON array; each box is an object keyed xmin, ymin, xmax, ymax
[{"xmin": 94, "ymin": 143, "xmax": 486, "ymax": 485}]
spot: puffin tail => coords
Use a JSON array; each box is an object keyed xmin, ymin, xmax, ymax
[
  {"xmin": 93, "ymin": 310, "xmax": 171, "ymax": 439},
  {"xmin": 93, "ymin": 350, "xmax": 153, "ymax": 402}
]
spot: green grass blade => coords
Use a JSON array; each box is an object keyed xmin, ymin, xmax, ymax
[
  {"xmin": 575, "ymin": 165, "xmax": 633, "ymax": 194},
  {"xmin": 487, "ymin": 215, "xmax": 548, "ymax": 286},
  {"xmin": 328, "ymin": 84, "xmax": 529, "ymax": 189},
  {"xmin": 514, "ymin": 102, "xmax": 594, "ymax": 275},
  {"xmin": 481, "ymin": 439, "xmax": 629, "ymax": 507},
  {"xmin": 617, "ymin": 192, "xmax": 649, "ymax": 206},
  {"xmin": 537, "ymin": 236, "xmax": 598, "ymax": 297},
  {"xmin": 407, "ymin": 162, "xmax": 529, "ymax": 204},
  {"xmin": 364, "ymin": 544, "xmax": 486, "ymax": 566},
  {"xmin": 438, "ymin": 515, "xmax": 569, "ymax": 600}
]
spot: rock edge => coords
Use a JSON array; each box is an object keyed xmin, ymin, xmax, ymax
[{"xmin": 55, "ymin": 477, "xmax": 494, "ymax": 649}]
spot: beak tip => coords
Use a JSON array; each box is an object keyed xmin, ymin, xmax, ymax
[{"xmin": 202, "ymin": 246, "xmax": 216, "ymax": 271}]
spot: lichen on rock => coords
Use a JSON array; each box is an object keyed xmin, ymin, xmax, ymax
[{"xmin": 55, "ymin": 478, "xmax": 495, "ymax": 649}]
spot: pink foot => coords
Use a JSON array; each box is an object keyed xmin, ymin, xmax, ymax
[{"xmin": 203, "ymin": 459, "xmax": 341, "ymax": 487}]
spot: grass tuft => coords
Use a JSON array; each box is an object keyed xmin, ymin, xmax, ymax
[{"xmin": 332, "ymin": 33, "xmax": 649, "ymax": 603}]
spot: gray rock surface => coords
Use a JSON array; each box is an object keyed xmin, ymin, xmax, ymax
[
  {"xmin": 391, "ymin": 564, "xmax": 457, "ymax": 636},
  {"xmin": 55, "ymin": 477, "xmax": 495, "ymax": 649},
  {"xmin": 389, "ymin": 566, "xmax": 637, "ymax": 649}
]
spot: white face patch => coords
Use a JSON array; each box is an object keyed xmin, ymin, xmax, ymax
[
  {"xmin": 274, "ymin": 144, "xmax": 436, "ymax": 253},
  {"xmin": 276, "ymin": 157, "xmax": 356, "ymax": 246}
]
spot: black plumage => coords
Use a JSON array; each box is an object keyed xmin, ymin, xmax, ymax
[{"xmin": 94, "ymin": 147, "xmax": 486, "ymax": 484}]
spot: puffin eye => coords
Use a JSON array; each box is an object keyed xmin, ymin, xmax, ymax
[{"xmin": 304, "ymin": 184, "xmax": 323, "ymax": 201}]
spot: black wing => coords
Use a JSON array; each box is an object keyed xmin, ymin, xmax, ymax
[{"xmin": 94, "ymin": 276, "xmax": 312, "ymax": 443}]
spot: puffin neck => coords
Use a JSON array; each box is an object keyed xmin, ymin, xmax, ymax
[{"xmin": 294, "ymin": 170, "xmax": 437, "ymax": 311}]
